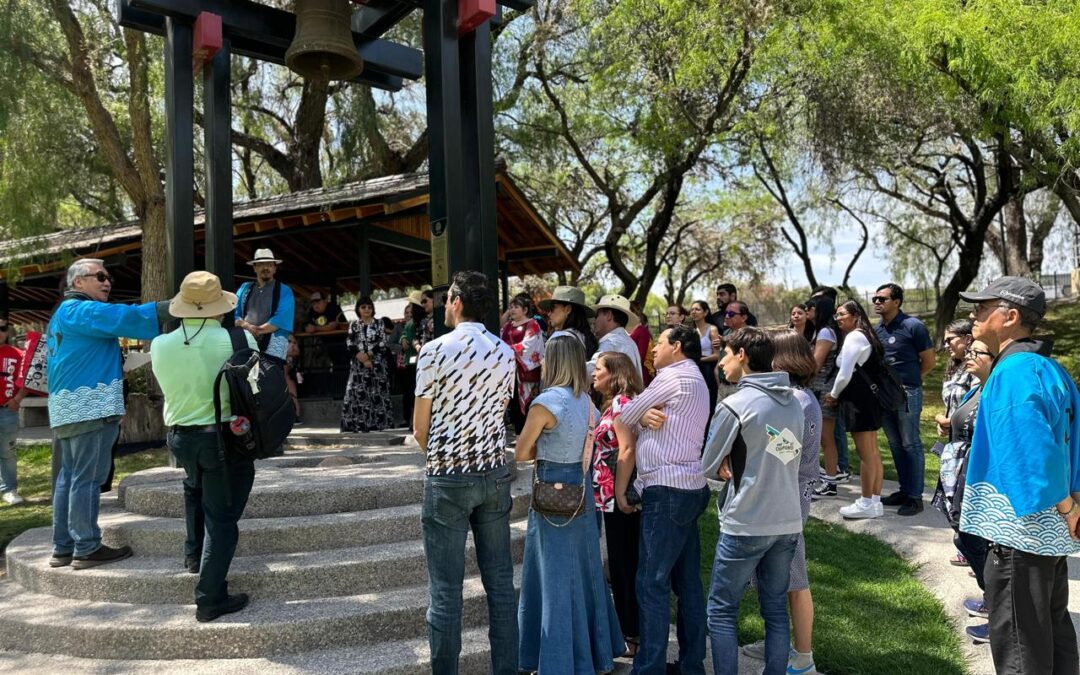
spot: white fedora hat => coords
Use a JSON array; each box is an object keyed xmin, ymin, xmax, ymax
[
  {"xmin": 247, "ymin": 248, "xmax": 283, "ymax": 265},
  {"xmin": 592, "ymin": 294, "xmax": 639, "ymax": 329}
]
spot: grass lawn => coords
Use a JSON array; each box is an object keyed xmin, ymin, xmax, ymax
[
  {"xmin": 0, "ymin": 444, "xmax": 168, "ymax": 553},
  {"xmin": 698, "ymin": 501, "xmax": 968, "ymax": 675}
]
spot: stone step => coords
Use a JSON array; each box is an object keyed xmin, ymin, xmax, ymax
[
  {"xmin": 0, "ymin": 632, "xmax": 496, "ymax": 674},
  {"xmin": 0, "ymin": 567, "xmax": 522, "ymax": 660},
  {"xmin": 0, "ymin": 627, "xmax": 497, "ymax": 674},
  {"xmin": 6, "ymin": 521, "xmax": 529, "ymax": 604},
  {"xmin": 92, "ymin": 488, "xmax": 532, "ymax": 556}
]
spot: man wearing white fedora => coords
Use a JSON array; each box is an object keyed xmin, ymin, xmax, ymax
[
  {"xmin": 151, "ymin": 271, "xmax": 259, "ymax": 622},
  {"xmin": 235, "ymin": 248, "xmax": 295, "ymax": 362},
  {"xmin": 590, "ymin": 294, "xmax": 642, "ymax": 378}
]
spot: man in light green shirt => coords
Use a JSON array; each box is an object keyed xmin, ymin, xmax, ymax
[{"xmin": 150, "ymin": 271, "xmax": 257, "ymax": 623}]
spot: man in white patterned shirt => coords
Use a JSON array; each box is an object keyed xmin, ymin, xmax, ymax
[{"xmin": 413, "ymin": 270, "xmax": 516, "ymax": 674}]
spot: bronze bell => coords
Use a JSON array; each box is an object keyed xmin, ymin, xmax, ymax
[{"xmin": 286, "ymin": 0, "xmax": 364, "ymax": 81}]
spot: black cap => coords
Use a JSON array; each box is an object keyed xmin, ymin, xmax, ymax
[{"xmin": 959, "ymin": 276, "xmax": 1046, "ymax": 316}]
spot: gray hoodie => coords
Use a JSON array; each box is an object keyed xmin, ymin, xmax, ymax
[{"xmin": 701, "ymin": 372, "xmax": 805, "ymax": 536}]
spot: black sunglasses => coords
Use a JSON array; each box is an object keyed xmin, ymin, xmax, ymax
[
  {"xmin": 724, "ymin": 310, "xmax": 745, "ymax": 318},
  {"xmin": 81, "ymin": 271, "xmax": 114, "ymax": 283},
  {"xmin": 871, "ymin": 296, "xmax": 891, "ymax": 304}
]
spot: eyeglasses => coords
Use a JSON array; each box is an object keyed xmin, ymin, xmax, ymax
[
  {"xmin": 834, "ymin": 312, "xmax": 849, "ymax": 319},
  {"xmin": 81, "ymin": 271, "xmax": 113, "ymax": 284},
  {"xmin": 965, "ymin": 348, "xmax": 993, "ymax": 359},
  {"xmin": 971, "ymin": 301, "xmax": 1008, "ymax": 318},
  {"xmin": 724, "ymin": 310, "xmax": 744, "ymax": 318},
  {"xmin": 942, "ymin": 335, "xmax": 966, "ymax": 348},
  {"xmin": 871, "ymin": 296, "xmax": 891, "ymax": 304}
]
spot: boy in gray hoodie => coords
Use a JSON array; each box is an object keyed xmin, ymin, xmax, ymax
[{"xmin": 701, "ymin": 327, "xmax": 805, "ymax": 675}]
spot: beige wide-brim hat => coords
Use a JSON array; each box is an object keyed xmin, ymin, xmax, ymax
[
  {"xmin": 592, "ymin": 294, "xmax": 639, "ymax": 329},
  {"xmin": 169, "ymin": 271, "xmax": 238, "ymax": 319},
  {"xmin": 247, "ymin": 248, "xmax": 283, "ymax": 265},
  {"xmin": 407, "ymin": 290, "xmax": 425, "ymax": 307},
  {"xmin": 538, "ymin": 286, "xmax": 595, "ymax": 317}
]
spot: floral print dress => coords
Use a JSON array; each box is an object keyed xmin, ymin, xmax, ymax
[
  {"xmin": 592, "ymin": 394, "xmax": 631, "ymax": 512},
  {"xmin": 340, "ymin": 319, "xmax": 394, "ymax": 432}
]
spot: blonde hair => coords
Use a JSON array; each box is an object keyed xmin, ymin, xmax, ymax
[
  {"xmin": 542, "ymin": 336, "xmax": 589, "ymax": 397},
  {"xmin": 596, "ymin": 352, "xmax": 643, "ymax": 410}
]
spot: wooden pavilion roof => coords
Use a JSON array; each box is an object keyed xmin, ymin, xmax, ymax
[{"xmin": 0, "ymin": 168, "xmax": 577, "ymax": 325}]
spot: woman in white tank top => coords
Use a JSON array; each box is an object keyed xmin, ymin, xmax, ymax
[{"xmin": 690, "ymin": 301, "xmax": 720, "ymax": 415}]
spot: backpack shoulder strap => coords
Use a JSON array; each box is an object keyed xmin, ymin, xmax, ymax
[
  {"xmin": 270, "ymin": 280, "xmax": 282, "ymax": 317},
  {"xmin": 227, "ymin": 327, "xmax": 249, "ymax": 353},
  {"xmin": 717, "ymin": 400, "xmax": 747, "ymax": 494}
]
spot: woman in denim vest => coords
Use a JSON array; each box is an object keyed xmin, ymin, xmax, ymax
[{"xmin": 515, "ymin": 336, "xmax": 623, "ymax": 673}]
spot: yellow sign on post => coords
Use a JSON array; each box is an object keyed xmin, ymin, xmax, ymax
[{"xmin": 431, "ymin": 217, "xmax": 449, "ymax": 286}]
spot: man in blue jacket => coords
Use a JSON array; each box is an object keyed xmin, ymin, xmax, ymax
[
  {"xmin": 959, "ymin": 276, "xmax": 1080, "ymax": 674},
  {"xmin": 47, "ymin": 258, "xmax": 165, "ymax": 569},
  {"xmin": 234, "ymin": 248, "xmax": 294, "ymax": 362}
]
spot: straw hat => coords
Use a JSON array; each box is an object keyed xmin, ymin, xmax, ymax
[
  {"xmin": 407, "ymin": 290, "xmax": 425, "ymax": 307},
  {"xmin": 592, "ymin": 294, "xmax": 639, "ymax": 329},
  {"xmin": 247, "ymin": 248, "xmax": 282, "ymax": 265},
  {"xmin": 537, "ymin": 286, "xmax": 594, "ymax": 317},
  {"xmin": 168, "ymin": 271, "xmax": 237, "ymax": 319}
]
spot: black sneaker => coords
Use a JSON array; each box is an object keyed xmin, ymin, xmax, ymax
[
  {"xmin": 49, "ymin": 553, "xmax": 73, "ymax": 568},
  {"xmin": 812, "ymin": 482, "xmax": 837, "ymax": 499},
  {"xmin": 185, "ymin": 556, "xmax": 201, "ymax": 574},
  {"xmin": 196, "ymin": 593, "xmax": 250, "ymax": 623},
  {"xmin": 897, "ymin": 498, "xmax": 924, "ymax": 516},
  {"xmin": 71, "ymin": 544, "xmax": 133, "ymax": 570},
  {"xmin": 881, "ymin": 491, "xmax": 907, "ymax": 506}
]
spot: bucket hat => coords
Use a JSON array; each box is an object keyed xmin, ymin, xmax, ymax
[
  {"xmin": 537, "ymin": 286, "xmax": 595, "ymax": 317},
  {"xmin": 168, "ymin": 271, "xmax": 237, "ymax": 319}
]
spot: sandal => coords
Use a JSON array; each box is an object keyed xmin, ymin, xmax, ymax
[
  {"xmin": 622, "ymin": 636, "xmax": 640, "ymax": 658},
  {"xmin": 950, "ymin": 553, "xmax": 969, "ymax": 567}
]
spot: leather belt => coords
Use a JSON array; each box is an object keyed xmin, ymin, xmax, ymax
[{"xmin": 170, "ymin": 424, "xmax": 222, "ymax": 434}]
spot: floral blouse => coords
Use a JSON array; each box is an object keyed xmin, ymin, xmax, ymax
[
  {"xmin": 500, "ymin": 319, "xmax": 544, "ymax": 414},
  {"xmin": 592, "ymin": 394, "xmax": 631, "ymax": 513}
]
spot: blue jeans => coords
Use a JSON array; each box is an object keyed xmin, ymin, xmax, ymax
[
  {"xmin": 634, "ymin": 485, "xmax": 711, "ymax": 675},
  {"xmin": 707, "ymin": 532, "xmax": 800, "ymax": 675},
  {"xmin": 0, "ymin": 409, "xmax": 18, "ymax": 493},
  {"xmin": 168, "ymin": 429, "xmax": 255, "ymax": 608},
  {"xmin": 881, "ymin": 385, "xmax": 925, "ymax": 499},
  {"xmin": 833, "ymin": 414, "xmax": 850, "ymax": 474},
  {"xmin": 52, "ymin": 419, "xmax": 120, "ymax": 556},
  {"xmin": 421, "ymin": 465, "xmax": 517, "ymax": 675}
]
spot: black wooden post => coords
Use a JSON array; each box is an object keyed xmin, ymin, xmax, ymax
[
  {"xmin": 164, "ymin": 18, "xmax": 195, "ymax": 295},
  {"xmin": 358, "ymin": 227, "xmax": 372, "ymax": 297},
  {"xmin": 459, "ymin": 20, "xmax": 500, "ymax": 329},
  {"xmin": 203, "ymin": 37, "xmax": 234, "ymax": 290}
]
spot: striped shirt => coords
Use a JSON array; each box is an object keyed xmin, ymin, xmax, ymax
[{"xmin": 620, "ymin": 357, "xmax": 709, "ymax": 491}]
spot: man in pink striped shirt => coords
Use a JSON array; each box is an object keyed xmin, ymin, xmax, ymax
[{"xmin": 614, "ymin": 324, "xmax": 711, "ymax": 674}]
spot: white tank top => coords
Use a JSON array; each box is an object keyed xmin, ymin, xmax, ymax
[{"xmin": 699, "ymin": 326, "xmax": 713, "ymax": 357}]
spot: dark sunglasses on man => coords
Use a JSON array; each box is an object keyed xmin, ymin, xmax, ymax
[
  {"xmin": 81, "ymin": 271, "xmax": 114, "ymax": 284},
  {"xmin": 871, "ymin": 296, "xmax": 891, "ymax": 304},
  {"xmin": 724, "ymin": 310, "xmax": 743, "ymax": 318}
]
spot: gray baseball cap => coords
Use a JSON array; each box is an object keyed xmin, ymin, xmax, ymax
[{"xmin": 959, "ymin": 276, "xmax": 1046, "ymax": 316}]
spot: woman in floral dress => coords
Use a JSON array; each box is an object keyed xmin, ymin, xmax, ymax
[
  {"xmin": 340, "ymin": 296, "xmax": 394, "ymax": 432},
  {"xmin": 500, "ymin": 293, "xmax": 544, "ymax": 434},
  {"xmin": 591, "ymin": 351, "xmax": 644, "ymax": 657}
]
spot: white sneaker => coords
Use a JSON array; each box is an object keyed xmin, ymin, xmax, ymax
[
  {"xmin": 839, "ymin": 499, "xmax": 880, "ymax": 519},
  {"xmin": 873, "ymin": 501, "xmax": 884, "ymax": 518},
  {"xmin": 2, "ymin": 491, "xmax": 24, "ymax": 506}
]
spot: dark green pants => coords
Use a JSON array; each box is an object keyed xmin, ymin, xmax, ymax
[{"xmin": 167, "ymin": 429, "xmax": 255, "ymax": 609}]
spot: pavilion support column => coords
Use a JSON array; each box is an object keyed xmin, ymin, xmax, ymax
[
  {"xmin": 203, "ymin": 37, "xmax": 234, "ymax": 292},
  {"xmin": 459, "ymin": 20, "xmax": 500, "ymax": 329},
  {"xmin": 423, "ymin": 0, "xmax": 466, "ymax": 336},
  {"xmin": 358, "ymin": 227, "xmax": 373, "ymax": 298},
  {"xmin": 164, "ymin": 18, "xmax": 195, "ymax": 297}
]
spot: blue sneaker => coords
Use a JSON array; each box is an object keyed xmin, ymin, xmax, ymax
[
  {"xmin": 966, "ymin": 623, "xmax": 990, "ymax": 644},
  {"xmin": 963, "ymin": 598, "xmax": 989, "ymax": 619}
]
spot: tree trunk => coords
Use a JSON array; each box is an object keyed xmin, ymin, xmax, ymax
[
  {"xmin": 139, "ymin": 197, "xmax": 170, "ymax": 302},
  {"xmin": 934, "ymin": 227, "xmax": 987, "ymax": 340}
]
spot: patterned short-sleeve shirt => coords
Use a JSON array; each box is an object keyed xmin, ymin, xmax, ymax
[{"xmin": 415, "ymin": 322, "xmax": 515, "ymax": 475}]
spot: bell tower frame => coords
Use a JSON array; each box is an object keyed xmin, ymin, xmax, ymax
[{"xmin": 117, "ymin": 0, "xmax": 532, "ymax": 330}]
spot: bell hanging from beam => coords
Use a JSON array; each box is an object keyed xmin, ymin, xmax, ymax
[{"xmin": 286, "ymin": 0, "xmax": 364, "ymax": 81}]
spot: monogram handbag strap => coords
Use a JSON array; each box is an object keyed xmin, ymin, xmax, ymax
[{"xmin": 580, "ymin": 401, "xmax": 596, "ymax": 476}]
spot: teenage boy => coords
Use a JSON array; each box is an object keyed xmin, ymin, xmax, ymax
[{"xmin": 702, "ymin": 327, "xmax": 805, "ymax": 675}]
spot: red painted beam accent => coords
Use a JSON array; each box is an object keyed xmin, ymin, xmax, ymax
[
  {"xmin": 193, "ymin": 12, "xmax": 223, "ymax": 74},
  {"xmin": 458, "ymin": 0, "xmax": 495, "ymax": 35}
]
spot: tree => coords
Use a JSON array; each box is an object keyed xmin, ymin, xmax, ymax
[{"xmin": 984, "ymin": 190, "xmax": 1062, "ymax": 278}]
